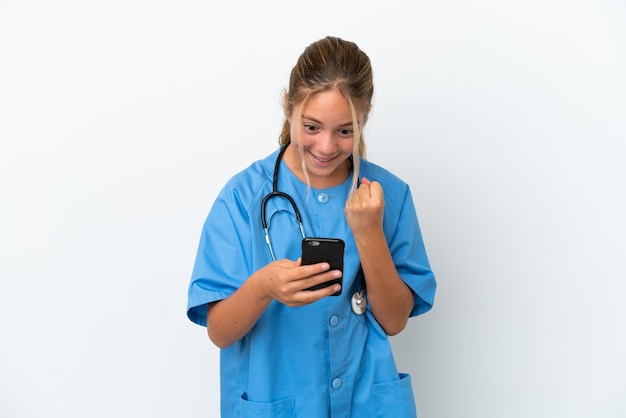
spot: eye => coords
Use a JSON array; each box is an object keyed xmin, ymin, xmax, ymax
[
  {"xmin": 338, "ymin": 128, "xmax": 354, "ymax": 137},
  {"xmin": 304, "ymin": 124, "xmax": 319, "ymax": 133}
]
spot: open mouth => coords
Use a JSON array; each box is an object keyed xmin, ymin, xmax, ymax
[{"xmin": 309, "ymin": 151, "xmax": 337, "ymax": 164}]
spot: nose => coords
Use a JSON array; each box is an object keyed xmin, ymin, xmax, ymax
[{"xmin": 316, "ymin": 131, "xmax": 336, "ymax": 155}]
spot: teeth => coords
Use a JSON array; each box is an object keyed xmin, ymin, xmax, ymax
[{"xmin": 309, "ymin": 150, "xmax": 334, "ymax": 163}]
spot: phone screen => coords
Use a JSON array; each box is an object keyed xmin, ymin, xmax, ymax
[{"xmin": 301, "ymin": 237, "xmax": 344, "ymax": 296}]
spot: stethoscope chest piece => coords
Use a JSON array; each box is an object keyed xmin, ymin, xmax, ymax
[{"xmin": 351, "ymin": 289, "xmax": 367, "ymax": 315}]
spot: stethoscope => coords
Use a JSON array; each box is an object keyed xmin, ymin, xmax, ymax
[{"xmin": 261, "ymin": 143, "xmax": 367, "ymax": 315}]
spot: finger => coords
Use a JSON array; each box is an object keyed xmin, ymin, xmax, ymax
[
  {"xmin": 300, "ymin": 270, "xmax": 341, "ymax": 299},
  {"xmin": 299, "ymin": 267, "xmax": 342, "ymax": 287},
  {"xmin": 354, "ymin": 181, "xmax": 371, "ymax": 199},
  {"xmin": 368, "ymin": 180, "xmax": 383, "ymax": 198},
  {"xmin": 288, "ymin": 283, "xmax": 342, "ymax": 306},
  {"xmin": 302, "ymin": 283, "xmax": 342, "ymax": 298},
  {"xmin": 297, "ymin": 262, "xmax": 331, "ymax": 279}
]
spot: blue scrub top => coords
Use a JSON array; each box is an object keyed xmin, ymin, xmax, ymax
[{"xmin": 187, "ymin": 148, "xmax": 436, "ymax": 418}]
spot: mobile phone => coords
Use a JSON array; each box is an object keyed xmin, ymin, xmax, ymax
[{"xmin": 301, "ymin": 237, "xmax": 345, "ymax": 296}]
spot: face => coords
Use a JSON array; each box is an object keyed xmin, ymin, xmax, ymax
[{"xmin": 286, "ymin": 89, "xmax": 363, "ymax": 189}]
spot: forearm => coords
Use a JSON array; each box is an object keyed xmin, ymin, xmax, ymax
[
  {"xmin": 355, "ymin": 230, "xmax": 414, "ymax": 336},
  {"xmin": 206, "ymin": 271, "xmax": 272, "ymax": 348},
  {"xmin": 207, "ymin": 259, "xmax": 343, "ymax": 347}
]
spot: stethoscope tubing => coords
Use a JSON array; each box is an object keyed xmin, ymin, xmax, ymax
[
  {"xmin": 260, "ymin": 142, "xmax": 367, "ymax": 315},
  {"xmin": 261, "ymin": 143, "xmax": 306, "ymax": 261}
]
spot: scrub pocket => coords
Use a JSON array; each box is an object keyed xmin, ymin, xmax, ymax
[
  {"xmin": 371, "ymin": 373, "xmax": 418, "ymax": 418},
  {"xmin": 239, "ymin": 393, "xmax": 295, "ymax": 418}
]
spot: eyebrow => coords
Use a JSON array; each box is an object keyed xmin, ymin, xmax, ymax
[{"xmin": 301, "ymin": 115, "xmax": 354, "ymax": 128}]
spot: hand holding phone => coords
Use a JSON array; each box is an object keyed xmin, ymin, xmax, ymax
[{"xmin": 301, "ymin": 237, "xmax": 344, "ymax": 296}]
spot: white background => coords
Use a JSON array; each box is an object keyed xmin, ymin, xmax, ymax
[{"xmin": 1, "ymin": 1, "xmax": 625, "ymax": 417}]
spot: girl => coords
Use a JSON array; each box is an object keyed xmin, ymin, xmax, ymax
[{"xmin": 187, "ymin": 36, "xmax": 436, "ymax": 418}]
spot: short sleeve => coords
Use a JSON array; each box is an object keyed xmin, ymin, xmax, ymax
[
  {"xmin": 186, "ymin": 184, "xmax": 254, "ymax": 327},
  {"xmin": 387, "ymin": 186, "xmax": 437, "ymax": 317}
]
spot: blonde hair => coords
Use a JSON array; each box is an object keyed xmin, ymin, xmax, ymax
[{"xmin": 279, "ymin": 36, "xmax": 374, "ymax": 192}]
